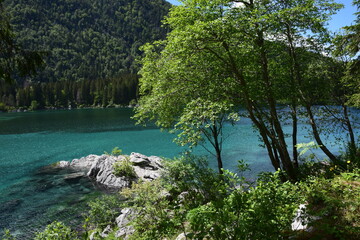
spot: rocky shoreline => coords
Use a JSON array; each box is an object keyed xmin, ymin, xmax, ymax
[
  {"xmin": 54, "ymin": 152, "xmax": 163, "ymax": 239},
  {"xmin": 57, "ymin": 152, "xmax": 163, "ymax": 191}
]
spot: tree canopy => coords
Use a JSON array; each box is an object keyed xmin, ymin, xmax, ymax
[
  {"xmin": 334, "ymin": 0, "xmax": 360, "ymax": 107},
  {"xmin": 135, "ymin": 0, "xmax": 354, "ymax": 180},
  {"xmin": 0, "ymin": 0, "xmax": 43, "ymax": 83},
  {"xmin": 3, "ymin": 0, "xmax": 171, "ymax": 83}
]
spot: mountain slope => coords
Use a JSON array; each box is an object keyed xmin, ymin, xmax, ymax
[{"xmin": 3, "ymin": 0, "xmax": 171, "ymax": 82}]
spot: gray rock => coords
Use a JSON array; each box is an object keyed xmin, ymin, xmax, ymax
[
  {"xmin": 175, "ymin": 232, "xmax": 190, "ymax": 240},
  {"xmin": 87, "ymin": 155, "xmax": 132, "ymax": 190},
  {"xmin": 115, "ymin": 226, "xmax": 135, "ymax": 239},
  {"xmin": 129, "ymin": 152, "xmax": 163, "ymax": 169},
  {"xmin": 116, "ymin": 208, "xmax": 136, "ymax": 228},
  {"xmin": 114, "ymin": 208, "xmax": 137, "ymax": 239},
  {"xmin": 129, "ymin": 153, "xmax": 163, "ymax": 181},
  {"xmin": 57, "ymin": 161, "xmax": 70, "ymax": 168},
  {"xmin": 291, "ymin": 204, "xmax": 321, "ymax": 232},
  {"xmin": 63, "ymin": 172, "xmax": 85, "ymax": 181},
  {"xmin": 100, "ymin": 225, "xmax": 112, "ymax": 238},
  {"xmin": 89, "ymin": 231, "xmax": 96, "ymax": 240},
  {"xmin": 59, "ymin": 153, "xmax": 163, "ymax": 190},
  {"xmin": 177, "ymin": 191, "xmax": 189, "ymax": 203},
  {"xmin": 70, "ymin": 154, "xmax": 103, "ymax": 169}
]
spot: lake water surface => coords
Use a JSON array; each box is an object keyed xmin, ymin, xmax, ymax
[{"xmin": 0, "ymin": 108, "xmax": 347, "ymax": 238}]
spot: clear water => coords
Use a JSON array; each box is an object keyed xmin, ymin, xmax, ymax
[{"xmin": 0, "ymin": 108, "xmax": 350, "ymax": 238}]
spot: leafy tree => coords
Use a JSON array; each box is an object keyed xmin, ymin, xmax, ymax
[
  {"xmin": 174, "ymin": 99, "xmax": 239, "ymax": 174},
  {"xmin": 332, "ymin": 0, "xmax": 360, "ymax": 154},
  {"xmin": 135, "ymin": 0, "xmax": 342, "ymax": 180},
  {"xmin": 335, "ymin": 0, "xmax": 360, "ymax": 75}
]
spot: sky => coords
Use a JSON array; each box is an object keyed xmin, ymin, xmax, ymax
[{"xmin": 166, "ymin": 0, "xmax": 358, "ymax": 32}]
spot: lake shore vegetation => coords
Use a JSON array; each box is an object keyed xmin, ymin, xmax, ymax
[
  {"xmin": 24, "ymin": 155, "xmax": 359, "ymax": 240},
  {"xmin": 1, "ymin": 0, "xmax": 360, "ymax": 239},
  {"xmin": 134, "ymin": 0, "xmax": 359, "ymax": 181}
]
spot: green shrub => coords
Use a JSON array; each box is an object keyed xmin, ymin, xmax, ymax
[
  {"xmin": 162, "ymin": 155, "xmax": 235, "ymax": 208},
  {"xmin": 121, "ymin": 179, "xmax": 184, "ymax": 240},
  {"xmin": 87, "ymin": 194, "xmax": 123, "ymax": 230},
  {"xmin": 30, "ymin": 100, "xmax": 39, "ymax": 111},
  {"xmin": 34, "ymin": 221, "xmax": 78, "ymax": 240},
  {"xmin": 113, "ymin": 158, "xmax": 136, "ymax": 178},
  {"xmin": 104, "ymin": 147, "xmax": 123, "ymax": 156},
  {"xmin": 0, "ymin": 102, "xmax": 7, "ymax": 112},
  {"xmin": 300, "ymin": 170, "xmax": 360, "ymax": 240},
  {"xmin": 1, "ymin": 229, "xmax": 16, "ymax": 240},
  {"xmin": 118, "ymin": 155, "xmax": 248, "ymax": 240},
  {"xmin": 187, "ymin": 171, "xmax": 301, "ymax": 240}
]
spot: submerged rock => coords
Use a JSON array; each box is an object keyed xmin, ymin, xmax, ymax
[{"xmin": 63, "ymin": 172, "xmax": 85, "ymax": 183}]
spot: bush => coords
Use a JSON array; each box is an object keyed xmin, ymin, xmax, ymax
[
  {"xmin": 162, "ymin": 155, "xmax": 235, "ymax": 208},
  {"xmin": 299, "ymin": 170, "xmax": 360, "ymax": 240},
  {"xmin": 104, "ymin": 147, "xmax": 123, "ymax": 156},
  {"xmin": 1, "ymin": 229, "xmax": 16, "ymax": 240},
  {"xmin": 30, "ymin": 100, "xmax": 39, "ymax": 111},
  {"xmin": 87, "ymin": 194, "xmax": 123, "ymax": 230},
  {"xmin": 187, "ymin": 171, "xmax": 301, "ymax": 240},
  {"xmin": 34, "ymin": 221, "xmax": 78, "ymax": 240},
  {"xmin": 121, "ymin": 179, "xmax": 184, "ymax": 240},
  {"xmin": 0, "ymin": 102, "xmax": 7, "ymax": 112},
  {"xmin": 118, "ymin": 155, "xmax": 249, "ymax": 240},
  {"xmin": 113, "ymin": 157, "xmax": 136, "ymax": 178}
]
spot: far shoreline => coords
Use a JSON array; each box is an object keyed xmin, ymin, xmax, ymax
[{"xmin": 0, "ymin": 104, "xmax": 138, "ymax": 114}]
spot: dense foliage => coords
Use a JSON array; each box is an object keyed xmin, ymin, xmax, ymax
[
  {"xmin": 134, "ymin": 0, "xmax": 359, "ymax": 181},
  {"xmin": 3, "ymin": 0, "xmax": 170, "ymax": 82},
  {"xmin": 334, "ymin": 0, "xmax": 360, "ymax": 107},
  {"xmin": 25, "ymin": 156, "xmax": 360, "ymax": 240},
  {"xmin": 0, "ymin": 0, "xmax": 43, "ymax": 83},
  {"xmin": 113, "ymin": 157, "xmax": 136, "ymax": 178},
  {"xmin": 0, "ymin": 74, "xmax": 139, "ymax": 111},
  {"xmin": 0, "ymin": 0, "xmax": 171, "ymax": 111},
  {"xmin": 33, "ymin": 221, "xmax": 79, "ymax": 240}
]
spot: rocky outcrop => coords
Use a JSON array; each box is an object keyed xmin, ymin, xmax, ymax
[
  {"xmin": 58, "ymin": 153, "xmax": 163, "ymax": 190},
  {"xmin": 86, "ymin": 154, "xmax": 132, "ymax": 190},
  {"xmin": 115, "ymin": 208, "xmax": 136, "ymax": 239},
  {"xmin": 130, "ymin": 152, "xmax": 163, "ymax": 181}
]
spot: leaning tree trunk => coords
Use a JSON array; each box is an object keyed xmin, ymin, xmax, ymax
[
  {"xmin": 285, "ymin": 24, "xmax": 337, "ymax": 163},
  {"xmin": 256, "ymin": 30, "xmax": 297, "ymax": 180}
]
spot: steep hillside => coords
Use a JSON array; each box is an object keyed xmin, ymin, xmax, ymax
[{"xmin": 3, "ymin": 0, "xmax": 171, "ymax": 83}]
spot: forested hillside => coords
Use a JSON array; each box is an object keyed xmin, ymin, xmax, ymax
[
  {"xmin": 0, "ymin": 0, "xmax": 171, "ymax": 110},
  {"xmin": 4, "ymin": 0, "xmax": 171, "ymax": 82}
]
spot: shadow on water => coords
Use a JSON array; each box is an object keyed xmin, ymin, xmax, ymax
[{"xmin": 0, "ymin": 166, "xmax": 102, "ymax": 239}]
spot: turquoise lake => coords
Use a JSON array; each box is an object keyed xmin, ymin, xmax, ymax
[{"xmin": 0, "ymin": 108, "xmax": 349, "ymax": 238}]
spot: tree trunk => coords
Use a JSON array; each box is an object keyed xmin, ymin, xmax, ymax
[
  {"xmin": 305, "ymin": 104, "xmax": 337, "ymax": 162},
  {"xmin": 341, "ymin": 104, "xmax": 357, "ymax": 161},
  {"xmin": 212, "ymin": 123, "xmax": 224, "ymax": 175},
  {"xmin": 256, "ymin": 30, "xmax": 296, "ymax": 180},
  {"xmin": 285, "ymin": 23, "xmax": 337, "ymax": 163},
  {"xmin": 291, "ymin": 104, "xmax": 299, "ymax": 168}
]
